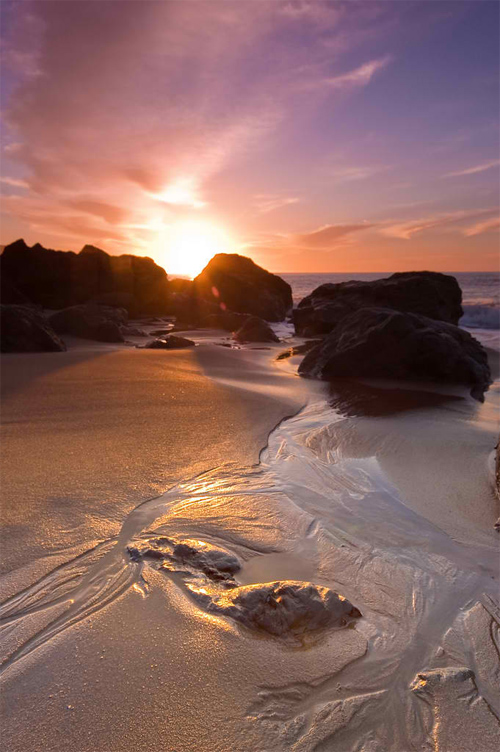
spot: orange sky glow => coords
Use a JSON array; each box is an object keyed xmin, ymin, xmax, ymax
[{"xmin": 1, "ymin": 1, "xmax": 498, "ymax": 276}]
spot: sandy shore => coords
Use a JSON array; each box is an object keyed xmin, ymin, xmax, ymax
[
  {"xmin": 1, "ymin": 337, "xmax": 499, "ymax": 751},
  {"xmin": 0, "ymin": 341, "xmax": 308, "ymax": 581}
]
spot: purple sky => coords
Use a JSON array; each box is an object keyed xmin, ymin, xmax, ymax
[{"xmin": 1, "ymin": 0, "xmax": 499, "ymax": 273}]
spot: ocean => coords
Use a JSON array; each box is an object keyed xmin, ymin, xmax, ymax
[{"xmin": 280, "ymin": 271, "xmax": 500, "ymax": 351}]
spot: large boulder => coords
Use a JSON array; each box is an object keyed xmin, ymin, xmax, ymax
[
  {"xmin": 194, "ymin": 253, "xmax": 292, "ymax": 322},
  {"xmin": 294, "ymin": 271, "xmax": 463, "ymax": 336},
  {"xmin": 49, "ymin": 303, "xmax": 126, "ymax": 342},
  {"xmin": 298, "ymin": 307, "xmax": 491, "ymax": 400},
  {"xmin": 234, "ymin": 316, "xmax": 279, "ymax": 343},
  {"xmin": 0, "ymin": 239, "xmax": 170, "ymax": 316},
  {"xmin": 1, "ymin": 305, "xmax": 66, "ymax": 352}
]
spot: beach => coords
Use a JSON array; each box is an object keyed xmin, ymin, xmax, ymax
[{"xmin": 1, "ymin": 330, "xmax": 499, "ymax": 751}]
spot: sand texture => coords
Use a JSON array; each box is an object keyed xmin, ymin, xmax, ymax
[{"xmin": 1, "ymin": 338, "xmax": 499, "ymax": 751}]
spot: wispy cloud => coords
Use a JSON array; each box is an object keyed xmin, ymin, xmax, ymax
[
  {"xmin": 253, "ymin": 195, "xmax": 300, "ymax": 214},
  {"xmin": 321, "ymin": 56, "xmax": 392, "ymax": 90},
  {"xmin": 380, "ymin": 209, "xmax": 498, "ymax": 240},
  {"xmin": 0, "ymin": 176, "xmax": 29, "ymax": 189},
  {"xmin": 463, "ymin": 216, "xmax": 500, "ymax": 236},
  {"xmin": 294, "ymin": 223, "xmax": 374, "ymax": 247},
  {"xmin": 443, "ymin": 159, "xmax": 500, "ymax": 178}
]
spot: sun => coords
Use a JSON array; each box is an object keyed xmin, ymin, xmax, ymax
[{"xmin": 155, "ymin": 218, "xmax": 234, "ymax": 278}]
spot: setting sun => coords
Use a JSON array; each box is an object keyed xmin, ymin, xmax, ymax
[{"xmin": 156, "ymin": 218, "xmax": 234, "ymax": 278}]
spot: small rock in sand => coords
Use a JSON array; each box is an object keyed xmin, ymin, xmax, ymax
[
  {"xmin": 143, "ymin": 335, "xmax": 195, "ymax": 349},
  {"xmin": 203, "ymin": 580, "xmax": 361, "ymax": 636}
]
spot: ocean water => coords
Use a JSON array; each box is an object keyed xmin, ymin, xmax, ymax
[{"xmin": 281, "ymin": 271, "xmax": 500, "ymax": 351}]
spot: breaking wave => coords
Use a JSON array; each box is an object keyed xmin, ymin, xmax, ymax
[{"xmin": 460, "ymin": 304, "xmax": 500, "ymax": 330}]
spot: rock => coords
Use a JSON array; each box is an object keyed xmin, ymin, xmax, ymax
[
  {"xmin": 294, "ymin": 271, "xmax": 463, "ymax": 336},
  {"xmin": 169, "ymin": 322, "xmax": 198, "ymax": 333},
  {"xmin": 167, "ymin": 291, "xmax": 221, "ymax": 326},
  {"xmin": 202, "ymin": 312, "xmax": 250, "ymax": 331},
  {"xmin": 276, "ymin": 339, "xmax": 322, "ymax": 360},
  {"xmin": 234, "ymin": 316, "xmax": 279, "ymax": 343},
  {"xmin": 0, "ymin": 239, "xmax": 170, "ymax": 316},
  {"xmin": 127, "ymin": 537, "xmax": 241, "ymax": 581},
  {"xmin": 203, "ymin": 581, "xmax": 361, "ymax": 637},
  {"xmin": 143, "ymin": 335, "xmax": 195, "ymax": 349},
  {"xmin": 298, "ymin": 307, "xmax": 491, "ymax": 399},
  {"xmin": 0, "ymin": 273, "xmax": 32, "ymax": 305},
  {"xmin": 0, "ymin": 305, "xmax": 66, "ymax": 352},
  {"xmin": 168, "ymin": 278, "xmax": 194, "ymax": 295},
  {"xmin": 194, "ymin": 253, "xmax": 292, "ymax": 322},
  {"xmin": 119, "ymin": 325, "xmax": 147, "ymax": 337},
  {"xmin": 149, "ymin": 328, "xmax": 172, "ymax": 336},
  {"xmin": 171, "ymin": 539, "xmax": 241, "ymax": 580},
  {"xmin": 49, "ymin": 303, "xmax": 125, "ymax": 342}
]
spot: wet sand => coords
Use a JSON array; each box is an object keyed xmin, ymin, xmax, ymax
[
  {"xmin": 0, "ymin": 342, "xmax": 308, "ymax": 581},
  {"xmin": 1, "ymin": 338, "xmax": 499, "ymax": 751}
]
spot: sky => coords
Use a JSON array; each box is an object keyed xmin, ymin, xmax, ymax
[{"xmin": 1, "ymin": 0, "xmax": 499, "ymax": 275}]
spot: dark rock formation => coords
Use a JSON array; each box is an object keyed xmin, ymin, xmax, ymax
[
  {"xmin": 49, "ymin": 303, "xmax": 126, "ymax": 342},
  {"xmin": 234, "ymin": 316, "xmax": 279, "ymax": 343},
  {"xmin": 1, "ymin": 305, "xmax": 66, "ymax": 352},
  {"xmin": 1, "ymin": 273, "xmax": 32, "ymax": 305},
  {"xmin": 1, "ymin": 239, "xmax": 170, "ymax": 316},
  {"xmin": 143, "ymin": 335, "xmax": 195, "ymax": 349},
  {"xmin": 294, "ymin": 271, "xmax": 463, "ymax": 336},
  {"xmin": 202, "ymin": 312, "xmax": 250, "ymax": 331},
  {"xmin": 167, "ymin": 290, "xmax": 221, "ymax": 326},
  {"xmin": 194, "ymin": 253, "xmax": 292, "ymax": 322},
  {"xmin": 298, "ymin": 307, "xmax": 491, "ymax": 400},
  {"xmin": 120, "ymin": 325, "xmax": 147, "ymax": 337}
]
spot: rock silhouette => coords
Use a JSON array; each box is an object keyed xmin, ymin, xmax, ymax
[
  {"xmin": 294, "ymin": 271, "xmax": 463, "ymax": 336},
  {"xmin": 194, "ymin": 253, "xmax": 292, "ymax": 322},
  {"xmin": 1, "ymin": 239, "xmax": 170, "ymax": 316},
  {"xmin": 1, "ymin": 305, "xmax": 66, "ymax": 352}
]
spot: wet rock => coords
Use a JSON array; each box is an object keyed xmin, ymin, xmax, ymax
[
  {"xmin": 194, "ymin": 253, "xmax": 293, "ymax": 322},
  {"xmin": 298, "ymin": 307, "xmax": 491, "ymax": 400},
  {"xmin": 0, "ymin": 304, "xmax": 66, "ymax": 352},
  {"xmin": 171, "ymin": 539, "xmax": 241, "ymax": 580},
  {"xmin": 234, "ymin": 316, "xmax": 279, "ymax": 343},
  {"xmin": 276, "ymin": 339, "xmax": 322, "ymax": 360},
  {"xmin": 294, "ymin": 271, "xmax": 463, "ymax": 336},
  {"xmin": 127, "ymin": 537, "xmax": 241, "ymax": 582},
  {"xmin": 204, "ymin": 581, "xmax": 361, "ymax": 636},
  {"xmin": 49, "ymin": 303, "xmax": 125, "ymax": 342},
  {"xmin": 1, "ymin": 239, "xmax": 170, "ymax": 316},
  {"xmin": 143, "ymin": 335, "xmax": 195, "ymax": 349}
]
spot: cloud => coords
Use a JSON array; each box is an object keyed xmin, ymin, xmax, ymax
[
  {"xmin": 253, "ymin": 195, "xmax": 300, "ymax": 214},
  {"xmin": 463, "ymin": 216, "xmax": 500, "ymax": 236},
  {"xmin": 0, "ymin": 1, "xmax": 401, "ymax": 253},
  {"xmin": 320, "ymin": 56, "xmax": 392, "ymax": 90},
  {"xmin": 443, "ymin": 159, "xmax": 500, "ymax": 178},
  {"xmin": 294, "ymin": 223, "xmax": 374, "ymax": 247},
  {"xmin": 380, "ymin": 209, "xmax": 498, "ymax": 240},
  {"xmin": 0, "ymin": 176, "xmax": 29, "ymax": 189}
]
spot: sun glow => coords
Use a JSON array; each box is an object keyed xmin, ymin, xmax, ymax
[
  {"xmin": 156, "ymin": 219, "xmax": 234, "ymax": 278},
  {"xmin": 152, "ymin": 177, "xmax": 206, "ymax": 208}
]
